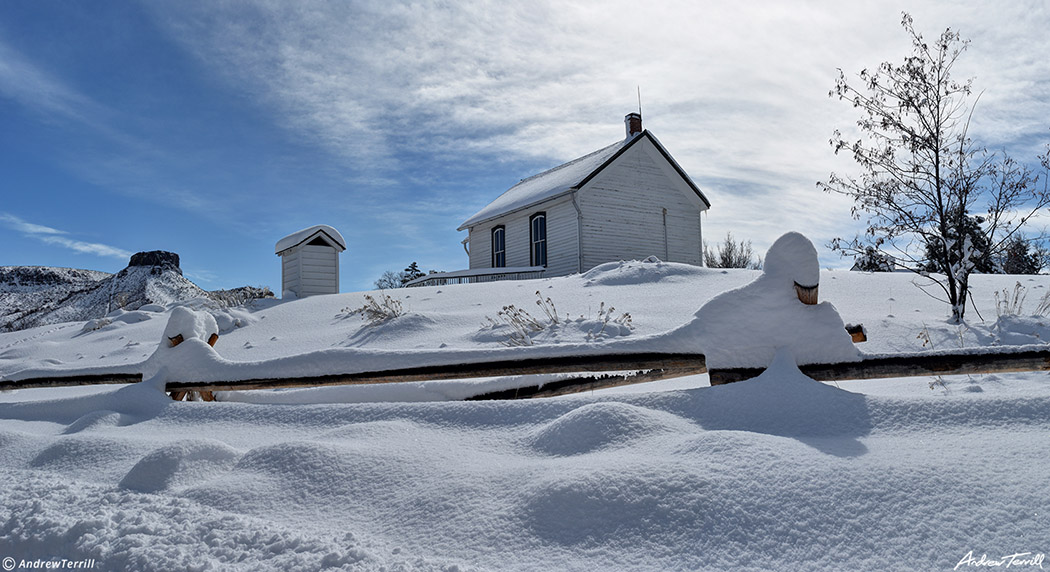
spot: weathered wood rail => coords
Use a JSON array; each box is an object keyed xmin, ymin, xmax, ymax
[
  {"xmin": 707, "ymin": 348, "xmax": 1050, "ymax": 385},
  {"xmin": 0, "ymin": 372, "xmax": 143, "ymax": 391},
  {"xmin": 164, "ymin": 352, "xmax": 709, "ymax": 397},
  {"xmin": 4, "ymin": 347, "xmax": 1050, "ymax": 400}
]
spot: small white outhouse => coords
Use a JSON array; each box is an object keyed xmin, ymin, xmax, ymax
[{"xmin": 275, "ymin": 225, "xmax": 346, "ymax": 299}]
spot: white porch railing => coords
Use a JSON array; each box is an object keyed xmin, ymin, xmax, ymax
[{"xmin": 404, "ymin": 266, "xmax": 546, "ymax": 288}]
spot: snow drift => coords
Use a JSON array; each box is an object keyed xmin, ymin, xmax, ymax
[
  {"xmin": 662, "ymin": 232, "xmax": 860, "ymax": 368},
  {"xmin": 2, "ymin": 232, "xmax": 1050, "ymax": 570}
]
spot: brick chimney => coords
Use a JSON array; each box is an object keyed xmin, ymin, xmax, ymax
[{"xmin": 625, "ymin": 112, "xmax": 642, "ymax": 138}]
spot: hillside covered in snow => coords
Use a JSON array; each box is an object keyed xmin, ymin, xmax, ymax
[
  {"xmin": 0, "ymin": 251, "xmax": 272, "ymax": 333},
  {"xmin": 1, "ymin": 239, "xmax": 1048, "ymax": 570}
]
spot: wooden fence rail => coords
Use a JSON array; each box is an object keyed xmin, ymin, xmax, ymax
[
  {"xmin": 163, "ymin": 352, "xmax": 709, "ymax": 394},
  {"xmin": 4, "ymin": 347, "xmax": 1050, "ymax": 400},
  {"xmin": 708, "ymin": 348, "xmax": 1050, "ymax": 385},
  {"xmin": 0, "ymin": 372, "xmax": 142, "ymax": 391}
]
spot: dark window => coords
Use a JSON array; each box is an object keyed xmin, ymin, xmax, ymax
[
  {"xmin": 491, "ymin": 226, "xmax": 506, "ymax": 268},
  {"xmin": 530, "ymin": 213, "xmax": 547, "ymax": 267}
]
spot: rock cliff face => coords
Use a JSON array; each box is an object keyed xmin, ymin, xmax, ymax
[
  {"xmin": 0, "ymin": 251, "xmax": 206, "ymax": 332},
  {"xmin": 128, "ymin": 251, "xmax": 182, "ymax": 273}
]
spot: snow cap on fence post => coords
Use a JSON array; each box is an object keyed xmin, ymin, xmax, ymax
[
  {"xmin": 664, "ymin": 231, "xmax": 860, "ymax": 370},
  {"xmin": 132, "ymin": 306, "xmax": 224, "ymax": 397},
  {"xmin": 163, "ymin": 307, "xmax": 219, "ymax": 348},
  {"xmin": 764, "ymin": 231, "xmax": 820, "ymax": 305}
]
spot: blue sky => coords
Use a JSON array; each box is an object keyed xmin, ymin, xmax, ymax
[{"xmin": 2, "ymin": 1, "xmax": 1050, "ymax": 292}]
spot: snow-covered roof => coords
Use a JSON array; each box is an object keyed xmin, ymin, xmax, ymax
[
  {"xmin": 458, "ymin": 138, "xmax": 631, "ymax": 230},
  {"xmin": 458, "ymin": 131, "xmax": 709, "ymax": 230},
  {"xmin": 275, "ymin": 225, "xmax": 346, "ymax": 255}
]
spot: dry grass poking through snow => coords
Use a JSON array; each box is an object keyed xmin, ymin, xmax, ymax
[
  {"xmin": 341, "ymin": 292, "xmax": 406, "ymax": 325},
  {"xmin": 481, "ymin": 291, "xmax": 633, "ymax": 346}
]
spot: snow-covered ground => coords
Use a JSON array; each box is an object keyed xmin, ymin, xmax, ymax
[{"xmin": 2, "ymin": 248, "xmax": 1049, "ymax": 570}]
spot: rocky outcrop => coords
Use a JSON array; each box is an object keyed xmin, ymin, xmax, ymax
[
  {"xmin": 0, "ymin": 251, "xmax": 278, "ymax": 333},
  {"xmin": 1, "ymin": 252, "xmax": 203, "ymax": 332},
  {"xmin": 128, "ymin": 251, "xmax": 182, "ymax": 274}
]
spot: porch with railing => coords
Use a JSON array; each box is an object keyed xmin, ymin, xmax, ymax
[{"xmin": 404, "ymin": 266, "xmax": 546, "ymax": 288}]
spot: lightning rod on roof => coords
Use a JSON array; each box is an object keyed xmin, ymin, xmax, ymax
[{"xmin": 637, "ymin": 86, "xmax": 642, "ymax": 117}]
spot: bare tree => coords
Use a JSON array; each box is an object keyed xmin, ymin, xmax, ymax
[
  {"xmin": 373, "ymin": 262, "xmax": 436, "ymax": 289},
  {"xmin": 820, "ymin": 13, "xmax": 1050, "ymax": 322},
  {"xmin": 373, "ymin": 270, "xmax": 403, "ymax": 290},
  {"xmin": 704, "ymin": 233, "xmax": 762, "ymax": 270}
]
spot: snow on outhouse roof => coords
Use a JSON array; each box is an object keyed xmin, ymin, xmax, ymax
[
  {"xmin": 275, "ymin": 225, "xmax": 346, "ymax": 255},
  {"xmin": 458, "ymin": 130, "xmax": 709, "ymax": 230}
]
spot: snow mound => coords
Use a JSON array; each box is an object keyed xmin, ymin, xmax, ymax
[
  {"xmin": 994, "ymin": 314, "xmax": 1050, "ymax": 345},
  {"xmin": 662, "ymin": 232, "xmax": 860, "ymax": 368},
  {"xmin": 343, "ymin": 313, "xmax": 438, "ymax": 347},
  {"xmin": 527, "ymin": 402, "xmax": 692, "ymax": 456},
  {"xmin": 0, "ymin": 382, "xmax": 171, "ymax": 428},
  {"xmin": 693, "ymin": 348, "xmax": 872, "ymax": 440},
  {"xmin": 163, "ymin": 306, "xmax": 218, "ymax": 344},
  {"xmin": 120, "ymin": 439, "xmax": 241, "ymax": 493},
  {"xmin": 79, "ymin": 308, "xmax": 158, "ymax": 334},
  {"xmin": 763, "ymin": 230, "xmax": 820, "ymax": 287},
  {"xmin": 582, "ymin": 256, "xmax": 710, "ymax": 287},
  {"xmin": 30, "ymin": 436, "xmax": 141, "ymax": 482},
  {"xmin": 173, "ymin": 297, "xmax": 259, "ymax": 334},
  {"xmin": 521, "ymin": 466, "xmax": 712, "ymax": 546},
  {"xmin": 63, "ymin": 410, "xmax": 123, "ymax": 433},
  {"xmin": 231, "ymin": 442, "xmax": 360, "ymax": 497},
  {"xmin": 320, "ymin": 419, "xmax": 422, "ymax": 441},
  {"xmin": 672, "ymin": 429, "xmax": 779, "ymax": 458}
]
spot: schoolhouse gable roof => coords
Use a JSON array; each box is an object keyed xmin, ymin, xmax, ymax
[{"xmin": 458, "ymin": 130, "xmax": 709, "ymax": 231}]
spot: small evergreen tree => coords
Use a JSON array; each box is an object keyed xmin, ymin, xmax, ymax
[
  {"xmin": 1000, "ymin": 236, "xmax": 1044, "ymax": 274},
  {"xmin": 401, "ymin": 262, "xmax": 426, "ymax": 285},
  {"xmin": 922, "ymin": 212, "xmax": 995, "ymax": 275},
  {"xmin": 852, "ymin": 246, "xmax": 895, "ymax": 272}
]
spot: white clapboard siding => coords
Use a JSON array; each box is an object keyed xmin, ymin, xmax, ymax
[
  {"xmin": 468, "ymin": 223, "xmax": 494, "ymax": 270},
  {"xmin": 539, "ymin": 197, "xmax": 579, "ymax": 276},
  {"xmin": 467, "ymin": 195, "xmax": 578, "ymax": 276},
  {"xmin": 282, "ymin": 252, "xmax": 301, "ymax": 294},
  {"xmin": 578, "ymin": 140, "xmax": 703, "ymax": 269}
]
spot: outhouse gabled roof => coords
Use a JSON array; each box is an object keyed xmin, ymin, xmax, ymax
[
  {"xmin": 275, "ymin": 225, "xmax": 347, "ymax": 255},
  {"xmin": 458, "ymin": 130, "xmax": 710, "ymax": 231}
]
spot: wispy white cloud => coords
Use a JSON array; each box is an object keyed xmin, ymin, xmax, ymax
[
  {"xmin": 142, "ymin": 1, "xmax": 1050, "ymax": 266},
  {"xmin": 0, "ymin": 213, "xmax": 132, "ymax": 259},
  {"xmin": 0, "ymin": 34, "xmax": 227, "ymax": 225},
  {"xmin": 183, "ymin": 268, "xmax": 218, "ymax": 284},
  {"xmin": 0, "ymin": 38, "xmax": 105, "ymax": 124}
]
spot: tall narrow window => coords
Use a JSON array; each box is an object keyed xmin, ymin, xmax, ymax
[
  {"xmin": 491, "ymin": 226, "xmax": 506, "ymax": 268},
  {"xmin": 530, "ymin": 213, "xmax": 547, "ymax": 267}
]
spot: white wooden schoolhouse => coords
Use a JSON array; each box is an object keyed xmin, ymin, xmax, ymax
[
  {"xmin": 275, "ymin": 225, "xmax": 346, "ymax": 298},
  {"xmin": 409, "ymin": 113, "xmax": 710, "ymax": 287}
]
